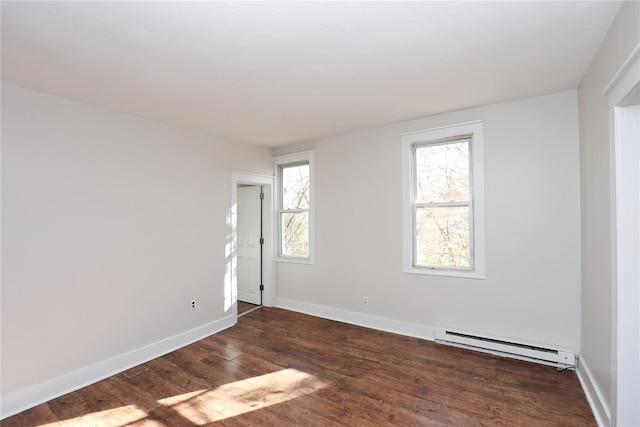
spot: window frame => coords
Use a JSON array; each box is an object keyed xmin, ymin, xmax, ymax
[
  {"xmin": 274, "ymin": 151, "xmax": 315, "ymax": 264},
  {"xmin": 401, "ymin": 121, "xmax": 485, "ymax": 279}
]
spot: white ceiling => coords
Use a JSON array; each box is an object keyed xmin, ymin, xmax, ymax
[{"xmin": 1, "ymin": 1, "xmax": 621, "ymax": 147}]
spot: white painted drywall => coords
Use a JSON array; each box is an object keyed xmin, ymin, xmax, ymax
[
  {"xmin": 1, "ymin": 84, "xmax": 271, "ymax": 396},
  {"xmin": 273, "ymin": 90, "xmax": 582, "ymax": 351},
  {"xmin": 578, "ymin": 1, "xmax": 640, "ymax": 423}
]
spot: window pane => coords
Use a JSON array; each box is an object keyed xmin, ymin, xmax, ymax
[
  {"xmin": 415, "ymin": 141, "xmax": 469, "ymax": 203},
  {"xmin": 281, "ymin": 212, "xmax": 309, "ymax": 257},
  {"xmin": 416, "ymin": 206, "xmax": 470, "ymax": 268},
  {"xmin": 282, "ymin": 164, "xmax": 310, "ymax": 210}
]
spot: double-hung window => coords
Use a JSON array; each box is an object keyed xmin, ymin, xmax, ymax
[
  {"xmin": 402, "ymin": 121, "xmax": 485, "ymax": 278},
  {"xmin": 274, "ymin": 151, "xmax": 314, "ymax": 263}
]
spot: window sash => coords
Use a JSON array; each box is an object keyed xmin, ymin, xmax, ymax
[
  {"xmin": 411, "ymin": 137, "xmax": 474, "ymax": 271},
  {"xmin": 412, "ymin": 204, "xmax": 474, "ymax": 270},
  {"xmin": 279, "ymin": 211, "xmax": 309, "ymax": 258}
]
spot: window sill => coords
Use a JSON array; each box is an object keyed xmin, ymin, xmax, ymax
[
  {"xmin": 276, "ymin": 257, "xmax": 315, "ymax": 265},
  {"xmin": 403, "ymin": 266, "xmax": 485, "ymax": 279}
]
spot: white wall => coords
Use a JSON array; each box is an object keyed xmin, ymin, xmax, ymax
[
  {"xmin": 273, "ymin": 90, "xmax": 582, "ymax": 351},
  {"xmin": 577, "ymin": 1, "xmax": 640, "ymax": 424},
  {"xmin": 0, "ymin": 84, "xmax": 272, "ymax": 411}
]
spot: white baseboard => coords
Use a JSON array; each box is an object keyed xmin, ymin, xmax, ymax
[
  {"xmin": 275, "ymin": 297, "xmax": 434, "ymax": 341},
  {"xmin": 1, "ymin": 315, "xmax": 236, "ymax": 420},
  {"xmin": 576, "ymin": 355, "xmax": 611, "ymax": 427}
]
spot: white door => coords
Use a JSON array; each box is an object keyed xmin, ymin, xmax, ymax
[{"xmin": 237, "ymin": 185, "xmax": 262, "ymax": 305}]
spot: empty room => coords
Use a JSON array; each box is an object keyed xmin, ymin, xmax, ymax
[{"xmin": 1, "ymin": 1, "xmax": 639, "ymax": 426}]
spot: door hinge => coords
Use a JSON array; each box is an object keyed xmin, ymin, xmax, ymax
[
  {"xmin": 260, "ymin": 284, "xmax": 264, "ymax": 291},
  {"xmin": 260, "ymin": 192, "xmax": 264, "ymax": 200},
  {"xmin": 259, "ymin": 238, "xmax": 264, "ymax": 245}
]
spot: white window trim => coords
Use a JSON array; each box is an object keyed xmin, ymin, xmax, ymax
[
  {"xmin": 401, "ymin": 121, "xmax": 485, "ymax": 279},
  {"xmin": 274, "ymin": 150, "xmax": 315, "ymax": 264}
]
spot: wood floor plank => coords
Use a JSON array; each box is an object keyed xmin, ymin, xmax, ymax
[
  {"xmin": 145, "ymin": 357, "xmax": 211, "ymax": 392},
  {"xmin": 2, "ymin": 307, "xmax": 596, "ymax": 426},
  {"xmin": 99, "ymin": 374, "xmax": 161, "ymax": 414},
  {"xmin": 0, "ymin": 403, "xmax": 61, "ymax": 427},
  {"xmin": 44, "ymin": 391, "xmax": 93, "ymax": 424}
]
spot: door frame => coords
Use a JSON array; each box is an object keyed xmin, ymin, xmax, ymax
[
  {"xmin": 236, "ymin": 185, "xmax": 264, "ymax": 306},
  {"xmin": 230, "ymin": 172, "xmax": 275, "ymax": 316},
  {"xmin": 604, "ymin": 44, "xmax": 640, "ymax": 427}
]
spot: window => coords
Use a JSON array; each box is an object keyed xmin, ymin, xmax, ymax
[
  {"xmin": 401, "ymin": 121, "xmax": 485, "ymax": 278},
  {"xmin": 274, "ymin": 151, "xmax": 314, "ymax": 263}
]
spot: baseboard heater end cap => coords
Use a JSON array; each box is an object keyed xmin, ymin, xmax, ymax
[{"xmin": 557, "ymin": 350, "xmax": 576, "ymax": 366}]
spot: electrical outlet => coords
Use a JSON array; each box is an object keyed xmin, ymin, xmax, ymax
[
  {"xmin": 362, "ymin": 296, "xmax": 368, "ymax": 306},
  {"xmin": 190, "ymin": 299, "xmax": 196, "ymax": 310}
]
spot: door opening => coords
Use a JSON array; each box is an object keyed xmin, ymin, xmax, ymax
[
  {"xmin": 230, "ymin": 172, "xmax": 274, "ymax": 320},
  {"xmin": 237, "ymin": 184, "xmax": 263, "ymax": 316}
]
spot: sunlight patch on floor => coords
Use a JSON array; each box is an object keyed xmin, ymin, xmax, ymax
[
  {"xmin": 38, "ymin": 404, "xmax": 153, "ymax": 427},
  {"xmin": 158, "ymin": 368, "xmax": 328, "ymax": 424}
]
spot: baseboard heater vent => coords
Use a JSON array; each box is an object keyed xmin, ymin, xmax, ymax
[{"xmin": 435, "ymin": 328, "xmax": 576, "ymax": 369}]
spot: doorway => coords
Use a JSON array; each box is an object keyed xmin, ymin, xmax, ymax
[
  {"xmin": 237, "ymin": 184, "xmax": 263, "ymax": 314},
  {"xmin": 230, "ymin": 172, "xmax": 274, "ymax": 319}
]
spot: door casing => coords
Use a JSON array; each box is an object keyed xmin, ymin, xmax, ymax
[
  {"xmin": 604, "ymin": 46, "xmax": 640, "ymax": 427},
  {"xmin": 230, "ymin": 172, "xmax": 275, "ymax": 318}
]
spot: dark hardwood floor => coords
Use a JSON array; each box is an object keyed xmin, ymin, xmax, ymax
[
  {"xmin": 3, "ymin": 307, "xmax": 596, "ymax": 426},
  {"xmin": 237, "ymin": 301, "xmax": 260, "ymax": 316}
]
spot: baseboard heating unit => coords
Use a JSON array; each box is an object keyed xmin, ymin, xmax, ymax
[{"xmin": 434, "ymin": 328, "xmax": 576, "ymax": 369}]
